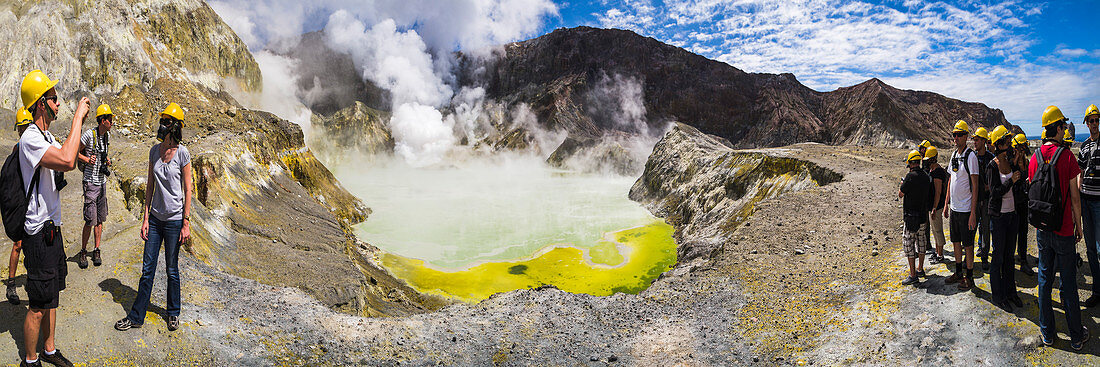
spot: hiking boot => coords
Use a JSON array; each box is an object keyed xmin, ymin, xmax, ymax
[
  {"xmin": 945, "ymin": 273, "xmax": 962, "ymax": 284},
  {"xmin": 1085, "ymin": 295, "xmax": 1100, "ymax": 308},
  {"xmin": 982, "ymin": 260, "xmax": 990, "ymax": 271},
  {"xmin": 1009, "ymin": 294, "xmax": 1024, "ymax": 308},
  {"xmin": 1020, "ymin": 263, "xmax": 1035, "ymax": 276},
  {"xmin": 114, "ymin": 318, "xmax": 142, "ymax": 331},
  {"xmin": 76, "ymin": 250, "xmax": 88, "ymax": 269},
  {"xmin": 91, "ymin": 248, "xmax": 102, "ymax": 267},
  {"xmin": 916, "ymin": 270, "xmax": 926, "ymax": 278},
  {"xmin": 1072, "ymin": 326, "xmax": 1090, "ymax": 351},
  {"xmin": 20, "ymin": 360, "xmax": 42, "ymax": 367},
  {"xmin": 6, "ymin": 282, "xmax": 18, "ymax": 305},
  {"xmin": 39, "ymin": 349, "xmax": 74, "ymax": 367},
  {"xmin": 167, "ymin": 316, "xmax": 179, "ymax": 331},
  {"xmin": 902, "ymin": 276, "xmax": 919, "ymax": 285},
  {"xmin": 957, "ymin": 277, "xmax": 972, "ymax": 291},
  {"xmin": 929, "ymin": 255, "xmax": 943, "ymax": 265}
]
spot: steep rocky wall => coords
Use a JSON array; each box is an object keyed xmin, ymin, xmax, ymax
[
  {"xmin": 630, "ymin": 123, "xmax": 842, "ymax": 264},
  {"xmin": 0, "ymin": 0, "xmax": 260, "ymax": 111}
]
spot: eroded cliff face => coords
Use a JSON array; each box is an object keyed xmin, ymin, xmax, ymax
[
  {"xmin": 0, "ymin": 0, "xmax": 434, "ymax": 316},
  {"xmin": 630, "ymin": 123, "xmax": 842, "ymax": 264}
]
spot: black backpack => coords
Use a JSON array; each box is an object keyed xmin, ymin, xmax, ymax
[
  {"xmin": 0, "ymin": 145, "xmax": 41, "ymax": 242},
  {"xmin": 1029, "ymin": 147, "xmax": 1066, "ymax": 231}
]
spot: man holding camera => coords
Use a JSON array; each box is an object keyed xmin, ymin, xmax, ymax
[{"xmin": 76, "ymin": 104, "xmax": 112, "ymax": 269}]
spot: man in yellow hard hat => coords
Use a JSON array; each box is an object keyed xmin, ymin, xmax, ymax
[
  {"xmin": 924, "ymin": 146, "xmax": 949, "ymax": 265},
  {"xmin": 900, "ymin": 150, "xmax": 931, "ymax": 285},
  {"xmin": 972, "ymin": 127, "xmax": 995, "ymax": 270},
  {"xmin": 75, "ymin": 104, "xmax": 114, "ymax": 270},
  {"xmin": 918, "ymin": 140, "xmax": 932, "ymax": 157},
  {"xmin": 1078, "ymin": 104, "xmax": 1100, "ymax": 308},
  {"xmin": 944, "ymin": 120, "xmax": 979, "ymax": 290},
  {"xmin": 16, "ymin": 69, "xmax": 86, "ymax": 367},
  {"xmin": 1029, "ymin": 105, "xmax": 1088, "ymax": 349},
  {"xmin": 1012, "ymin": 133, "xmax": 1035, "ymax": 276},
  {"xmin": 6, "ymin": 109, "xmax": 34, "ymax": 306}
]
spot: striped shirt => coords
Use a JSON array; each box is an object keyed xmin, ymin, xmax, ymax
[
  {"xmin": 80, "ymin": 128, "xmax": 110, "ymax": 185},
  {"xmin": 1079, "ymin": 137, "xmax": 1100, "ymax": 200}
]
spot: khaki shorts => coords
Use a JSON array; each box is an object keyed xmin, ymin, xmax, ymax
[{"xmin": 903, "ymin": 222, "xmax": 929, "ymax": 258}]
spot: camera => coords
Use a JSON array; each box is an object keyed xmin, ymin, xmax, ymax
[
  {"xmin": 54, "ymin": 171, "xmax": 67, "ymax": 191},
  {"xmin": 99, "ymin": 151, "xmax": 111, "ymax": 177}
]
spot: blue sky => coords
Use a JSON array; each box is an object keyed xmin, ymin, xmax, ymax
[{"xmin": 542, "ymin": 0, "xmax": 1100, "ymax": 133}]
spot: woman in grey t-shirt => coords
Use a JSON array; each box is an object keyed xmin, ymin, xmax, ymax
[{"xmin": 115, "ymin": 102, "xmax": 192, "ymax": 332}]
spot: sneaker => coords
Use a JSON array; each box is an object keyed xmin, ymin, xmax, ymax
[
  {"xmin": 958, "ymin": 277, "xmax": 972, "ymax": 291},
  {"xmin": 929, "ymin": 256, "xmax": 943, "ymax": 265},
  {"xmin": 20, "ymin": 360, "xmax": 42, "ymax": 367},
  {"xmin": 945, "ymin": 273, "xmax": 962, "ymax": 284},
  {"xmin": 1085, "ymin": 295, "xmax": 1100, "ymax": 308},
  {"xmin": 1020, "ymin": 263, "xmax": 1035, "ymax": 276},
  {"xmin": 114, "ymin": 318, "xmax": 142, "ymax": 331},
  {"xmin": 6, "ymin": 283, "xmax": 18, "ymax": 305},
  {"xmin": 982, "ymin": 261, "xmax": 990, "ymax": 271},
  {"xmin": 91, "ymin": 248, "xmax": 102, "ymax": 267},
  {"xmin": 916, "ymin": 270, "xmax": 927, "ymax": 278},
  {"xmin": 167, "ymin": 316, "xmax": 179, "ymax": 331},
  {"xmin": 76, "ymin": 250, "xmax": 88, "ymax": 269},
  {"xmin": 39, "ymin": 349, "xmax": 74, "ymax": 367},
  {"xmin": 1042, "ymin": 332, "xmax": 1056, "ymax": 346},
  {"xmin": 1072, "ymin": 326, "xmax": 1090, "ymax": 351},
  {"xmin": 902, "ymin": 276, "xmax": 919, "ymax": 285}
]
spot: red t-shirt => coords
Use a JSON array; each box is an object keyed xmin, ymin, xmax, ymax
[{"xmin": 1028, "ymin": 143, "xmax": 1081, "ymax": 236}]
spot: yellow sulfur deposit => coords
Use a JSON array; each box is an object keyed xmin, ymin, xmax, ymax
[{"xmin": 380, "ymin": 221, "xmax": 678, "ymax": 302}]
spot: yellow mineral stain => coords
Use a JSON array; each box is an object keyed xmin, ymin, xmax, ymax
[{"xmin": 380, "ymin": 220, "xmax": 677, "ymax": 302}]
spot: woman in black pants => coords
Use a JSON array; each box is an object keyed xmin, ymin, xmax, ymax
[
  {"xmin": 987, "ymin": 126, "xmax": 1024, "ymax": 311},
  {"xmin": 1012, "ymin": 133, "xmax": 1034, "ymax": 275}
]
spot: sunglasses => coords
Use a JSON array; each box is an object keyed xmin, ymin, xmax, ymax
[
  {"xmin": 1088, "ymin": 118, "xmax": 1099, "ymax": 124},
  {"xmin": 953, "ymin": 132, "xmax": 968, "ymax": 137},
  {"xmin": 43, "ymin": 95, "xmax": 58, "ymax": 104},
  {"xmin": 159, "ymin": 117, "xmax": 180, "ymax": 125}
]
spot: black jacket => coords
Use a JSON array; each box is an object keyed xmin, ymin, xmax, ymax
[
  {"xmin": 987, "ymin": 159, "xmax": 1022, "ymax": 217},
  {"xmin": 901, "ymin": 167, "xmax": 931, "ymax": 231}
]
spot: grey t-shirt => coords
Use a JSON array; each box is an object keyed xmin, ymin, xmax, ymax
[{"xmin": 148, "ymin": 143, "xmax": 190, "ymax": 221}]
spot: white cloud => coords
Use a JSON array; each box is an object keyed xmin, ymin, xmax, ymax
[{"xmin": 593, "ymin": 0, "xmax": 1097, "ymax": 131}]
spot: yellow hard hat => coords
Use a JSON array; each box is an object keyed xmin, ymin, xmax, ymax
[
  {"xmin": 907, "ymin": 150, "xmax": 922, "ymax": 162},
  {"xmin": 1064, "ymin": 129, "xmax": 1074, "ymax": 143},
  {"xmin": 922, "ymin": 146, "xmax": 938, "ymax": 160},
  {"xmin": 1042, "ymin": 106, "xmax": 1068, "ymax": 127},
  {"xmin": 953, "ymin": 120, "xmax": 970, "ymax": 134},
  {"xmin": 20, "ymin": 70, "xmax": 59, "ymax": 110},
  {"xmin": 95, "ymin": 104, "xmax": 113, "ymax": 118},
  {"xmin": 988, "ymin": 125, "xmax": 1010, "ymax": 144},
  {"xmin": 160, "ymin": 102, "xmax": 185, "ymax": 125},
  {"xmin": 1087, "ymin": 104, "xmax": 1100, "ymax": 119},
  {"xmin": 974, "ymin": 127, "xmax": 989, "ymax": 140},
  {"xmin": 919, "ymin": 140, "xmax": 932, "ymax": 148},
  {"xmin": 15, "ymin": 108, "xmax": 32, "ymax": 128},
  {"xmin": 1012, "ymin": 133, "xmax": 1027, "ymax": 147}
]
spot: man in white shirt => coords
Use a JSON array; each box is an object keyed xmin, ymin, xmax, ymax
[
  {"xmin": 944, "ymin": 120, "xmax": 980, "ymax": 291},
  {"xmin": 16, "ymin": 69, "xmax": 86, "ymax": 367}
]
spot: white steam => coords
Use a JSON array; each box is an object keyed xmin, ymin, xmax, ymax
[
  {"xmin": 226, "ymin": 51, "xmax": 314, "ymax": 136},
  {"xmin": 211, "ymin": 0, "xmax": 558, "ymax": 166}
]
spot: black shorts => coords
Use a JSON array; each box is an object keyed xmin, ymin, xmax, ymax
[
  {"xmin": 949, "ymin": 210, "xmax": 976, "ymax": 247},
  {"xmin": 23, "ymin": 221, "xmax": 67, "ymax": 310}
]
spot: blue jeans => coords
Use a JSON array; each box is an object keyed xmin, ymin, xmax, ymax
[
  {"xmin": 1082, "ymin": 198, "xmax": 1100, "ymax": 293},
  {"xmin": 127, "ymin": 217, "xmax": 183, "ymax": 323},
  {"xmin": 1036, "ymin": 229, "xmax": 1085, "ymax": 342}
]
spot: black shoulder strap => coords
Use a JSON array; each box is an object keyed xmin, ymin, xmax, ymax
[
  {"xmin": 26, "ymin": 166, "xmax": 41, "ymax": 201},
  {"xmin": 1050, "ymin": 147, "xmax": 1065, "ymax": 166}
]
